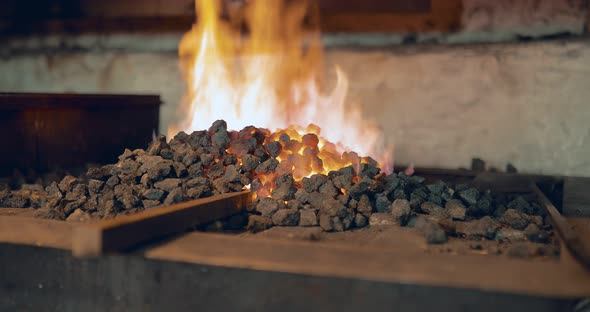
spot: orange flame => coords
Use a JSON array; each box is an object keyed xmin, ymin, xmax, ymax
[{"xmin": 170, "ymin": 0, "xmax": 392, "ymax": 174}]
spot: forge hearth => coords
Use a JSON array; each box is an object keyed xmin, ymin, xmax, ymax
[{"xmin": 0, "ymin": 119, "xmax": 565, "ymax": 263}]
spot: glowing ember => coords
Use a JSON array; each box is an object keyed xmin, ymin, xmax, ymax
[{"xmin": 169, "ymin": 0, "xmax": 392, "ymax": 181}]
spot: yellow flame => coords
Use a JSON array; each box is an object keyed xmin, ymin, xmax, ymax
[{"xmin": 170, "ymin": 0, "xmax": 392, "ymax": 173}]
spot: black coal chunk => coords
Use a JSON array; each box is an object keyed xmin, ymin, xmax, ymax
[
  {"xmin": 272, "ymin": 209, "xmax": 300, "ymax": 226},
  {"xmin": 247, "ymin": 215, "xmax": 273, "ymax": 233}
]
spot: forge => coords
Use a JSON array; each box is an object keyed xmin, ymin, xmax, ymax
[{"xmin": 1, "ymin": 0, "xmax": 590, "ymax": 311}]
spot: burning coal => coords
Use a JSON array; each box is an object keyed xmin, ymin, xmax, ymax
[{"xmin": 169, "ymin": 0, "xmax": 392, "ymax": 174}]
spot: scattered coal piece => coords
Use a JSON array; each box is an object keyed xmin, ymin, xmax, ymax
[
  {"xmin": 456, "ymin": 216, "xmax": 500, "ymax": 240},
  {"xmin": 524, "ymin": 223, "xmax": 549, "ymax": 243},
  {"xmin": 495, "ymin": 228, "xmax": 526, "ymax": 242},
  {"xmin": 499, "ymin": 209, "xmax": 530, "ymax": 230},
  {"xmin": 415, "ymin": 216, "xmax": 447, "ymax": 244},
  {"xmin": 369, "ymin": 213, "xmax": 398, "ymax": 226}
]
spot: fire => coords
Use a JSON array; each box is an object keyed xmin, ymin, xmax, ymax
[{"xmin": 170, "ymin": 0, "xmax": 392, "ymax": 179}]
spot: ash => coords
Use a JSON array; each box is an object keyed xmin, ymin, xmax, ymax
[{"xmin": 0, "ymin": 120, "xmax": 555, "ymax": 253}]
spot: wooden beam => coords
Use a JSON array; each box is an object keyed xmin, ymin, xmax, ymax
[
  {"xmin": 72, "ymin": 190, "xmax": 251, "ymax": 257},
  {"xmin": 533, "ymin": 184, "xmax": 590, "ymax": 272},
  {"xmin": 0, "ymin": 216, "xmax": 73, "ymax": 249},
  {"xmin": 145, "ymin": 231, "xmax": 590, "ymax": 298},
  {"xmin": 0, "ymin": 0, "xmax": 462, "ymax": 36}
]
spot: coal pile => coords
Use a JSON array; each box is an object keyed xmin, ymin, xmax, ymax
[{"xmin": 0, "ymin": 120, "xmax": 555, "ymax": 249}]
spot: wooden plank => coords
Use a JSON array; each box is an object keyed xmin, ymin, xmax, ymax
[
  {"xmin": 72, "ymin": 190, "xmax": 251, "ymax": 257},
  {"xmin": 563, "ymin": 177, "xmax": 590, "ymax": 217},
  {"xmin": 0, "ymin": 0, "xmax": 462, "ymax": 35},
  {"xmin": 0, "ymin": 216, "xmax": 72, "ymax": 249},
  {"xmin": 533, "ymin": 184, "xmax": 590, "ymax": 271},
  {"xmin": 145, "ymin": 231, "xmax": 590, "ymax": 298}
]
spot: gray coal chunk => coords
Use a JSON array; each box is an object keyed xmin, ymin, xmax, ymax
[
  {"xmin": 272, "ymin": 209, "xmax": 300, "ymax": 226},
  {"xmin": 212, "ymin": 178, "xmax": 230, "ymax": 193},
  {"xmin": 445, "ymin": 199, "xmax": 466, "ymax": 221},
  {"xmin": 410, "ymin": 187, "xmax": 428, "ymax": 201},
  {"xmin": 254, "ymin": 146, "xmax": 269, "ymax": 159},
  {"xmin": 393, "ymin": 189, "xmax": 407, "ymax": 200},
  {"xmin": 302, "ymin": 174, "xmax": 329, "ymax": 193},
  {"xmin": 163, "ymin": 188, "xmax": 183, "ymax": 205},
  {"xmin": 247, "ymin": 215, "xmax": 273, "ymax": 233},
  {"xmin": 353, "ymin": 213, "xmax": 368, "ymax": 228},
  {"xmin": 318, "ymin": 180, "xmax": 338, "ymax": 197},
  {"xmin": 299, "ymin": 209, "xmax": 318, "ymax": 226},
  {"xmin": 223, "ymin": 165, "xmax": 241, "ymax": 183},
  {"xmin": 66, "ymin": 184, "xmax": 88, "ymax": 202},
  {"xmin": 242, "ymin": 155, "xmax": 262, "ymax": 172},
  {"xmin": 272, "ymin": 173, "xmax": 296, "ymax": 201},
  {"xmin": 189, "ymin": 130, "xmax": 211, "ymax": 148},
  {"xmin": 524, "ymin": 223, "xmax": 549, "ymax": 243},
  {"xmin": 185, "ymin": 177, "xmax": 210, "ymax": 188},
  {"xmin": 120, "ymin": 193, "xmax": 140, "ymax": 210},
  {"xmin": 348, "ymin": 199, "xmax": 358, "ymax": 210},
  {"xmin": 200, "ymin": 154, "xmax": 213, "ymax": 167},
  {"xmin": 369, "ymin": 213, "xmax": 398, "ymax": 226},
  {"xmin": 357, "ymin": 194, "xmax": 373, "ymax": 217},
  {"xmin": 320, "ymin": 198, "xmax": 347, "ymax": 218},
  {"xmin": 142, "ymin": 189, "xmax": 165, "ymax": 201},
  {"xmin": 88, "ymin": 180, "xmax": 104, "ymax": 195},
  {"xmin": 4, "ymin": 192, "xmax": 30, "ymax": 208},
  {"xmin": 375, "ymin": 195, "xmax": 392, "ymax": 213},
  {"xmin": 112, "ymin": 158, "xmax": 139, "ymax": 177},
  {"xmin": 208, "ymin": 120, "xmax": 227, "ymax": 133},
  {"xmin": 471, "ymin": 158, "xmax": 486, "ymax": 172},
  {"xmin": 349, "ymin": 176, "xmax": 372, "ymax": 200},
  {"xmin": 212, "ymin": 129, "xmax": 230, "ymax": 149},
  {"xmin": 391, "ymin": 199, "xmax": 411, "ymax": 225},
  {"xmin": 223, "ymin": 154, "xmax": 238, "ymax": 166},
  {"xmin": 256, "ymin": 197, "xmax": 281, "ymax": 217},
  {"xmin": 46, "ymin": 182, "xmax": 63, "ymax": 198},
  {"xmin": 146, "ymin": 135, "xmax": 170, "ymax": 156},
  {"xmin": 458, "ymin": 188, "xmax": 480, "ymax": 206},
  {"xmin": 331, "ymin": 175, "xmax": 352, "ymax": 190},
  {"xmin": 409, "ymin": 198, "xmax": 423, "ymax": 210},
  {"xmin": 58, "ymin": 176, "xmax": 78, "ymax": 193},
  {"xmin": 139, "ymin": 156, "xmax": 173, "ymax": 181},
  {"xmin": 507, "ymin": 196, "xmax": 533, "ymax": 214},
  {"xmin": 264, "ymin": 141, "xmax": 283, "ymax": 158},
  {"xmin": 154, "ymin": 178, "xmax": 182, "ymax": 192},
  {"xmin": 426, "ymin": 181, "xmax": 447, "ymax": 195},
  {"xmin": 359, "ymin": 162, "xmax": 380, "ymax": 179},
  {"xmin": 420, "ymin": 202, "xmax": 448, "ymax": 217},
  {"xmin": 86, "ymin": 166, "xmax": 112, "ymax": 180},
  {"xmin": 499, "ymin": 209, "xmax": 530, "ymax": 230},
  {"xmin": 173, "ymin": 162, "xmax": 188, "ymax": 178},
  {"xmin": 287, "ymin": 199, "xmax": 304, "ymax": 210},
  {"xmin": 338, "ymin": 194, "xmax": 350, "ymax": 206},
  {"xmin": 255, "ymin": 158, "xmax": 279, "ymax": 175},
  {"xmin": 113, "ymin": 184, "xmax": 133, "ymax": 200},
  {"xmin": 495, "ymin": 228, "xmax": 526, "ymax": 242},
  {"xmin": 456, "ymin": 216, "xmax": 500, "ymax": 239},
  {"xmin": 187, "ymin": 185, "xmax": 211, "ymax": 199},
  {"xmin": 415, "ymin": 216, "xmax": 448, "ymax": 244},
  {"xmin": 427, "ymin": 194, "xmax": 443, "ymax": 206},
  {"xmin": 302, "ymin": 192, "xmax": 333, "ymax": 210},
  {"xmin": 207, "ymin": 162, "xmax": 225, "ymax": 180},
  {"xmin": 319, "ymin": 214, "xmax": 344, "ymax": 232},
  {"xmin": 182, "ymin": 150, "xmax": 199, "ymax": 167},
  {"xmin": 493, "ymin": 204, "xmax": 507, "ymax": 219}
]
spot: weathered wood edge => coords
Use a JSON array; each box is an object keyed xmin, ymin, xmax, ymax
[
  {"xmin": 144, "ymin": 231, "xmax": 590, "ymax": 299},
  {"xmin": 71, "ymin": 190, "xmax": 251, "ymax": 257},
  {"xmin": 532, "ymin": 184, "xmax": 590, "ymax": 272}
]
